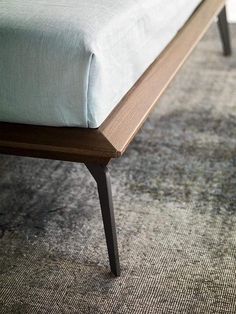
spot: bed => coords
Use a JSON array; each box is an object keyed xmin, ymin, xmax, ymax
[{"xmin": 0, "ymin": 0, "xmax": 231, "ymax": 276}]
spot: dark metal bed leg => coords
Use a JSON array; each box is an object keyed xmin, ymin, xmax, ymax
[
  {"xmin": 218, "ymin": 6, "xmax": 232, "ymax": 56},
  {"xmin": 85, "ymin": 164, "xmax": 120, "ymax": 277}
]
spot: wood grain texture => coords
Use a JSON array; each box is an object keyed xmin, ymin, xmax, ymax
[
  {"xmin": 100, "ymin": 0, "xmax": 226, "ymax": 155},
  {"xmin": 0, "ymin": 0, "xmax": 226, "ymax": 164},
  {"xmin": 0, "ymin": 123, "xmax": 113, "ymax": 163}
]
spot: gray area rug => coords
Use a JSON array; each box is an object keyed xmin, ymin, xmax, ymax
[{"xmin": 0, "ymin": 25, "xmax": 236, "ymax": 314}]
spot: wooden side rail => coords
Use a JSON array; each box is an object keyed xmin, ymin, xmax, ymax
[
  {"xmin": 0, "ymin": 0, "xmax": 227, "ymax": 164},
  {"xmin": 100, "ymin": 0, "xmax": 227, "ymax": 155}
]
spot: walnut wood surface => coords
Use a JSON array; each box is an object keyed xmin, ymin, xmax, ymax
[
  {"xmin": 0, "ymin": 123, "xmax": 113, "ymax": 163},
  {"xmin": 0, "ymin": 0, "xmax": 225, "ymax": 164},
  {"xmin": 100, "ymin": 0, "xmax": 226, "ymax": 155}
]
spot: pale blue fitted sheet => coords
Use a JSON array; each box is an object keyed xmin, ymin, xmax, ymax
[{"xmin": 0, "ymin": 0, "xmax": 202, "ymax": 128}]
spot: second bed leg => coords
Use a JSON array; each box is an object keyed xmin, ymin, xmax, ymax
[{"xmin": 218, "ymin": 6, "xmax": 232, "ymax": 56}]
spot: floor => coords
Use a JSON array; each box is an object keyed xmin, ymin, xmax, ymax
[{"xmin": 227, "ymin": 1, "xmax": 236, "ymax": 23}]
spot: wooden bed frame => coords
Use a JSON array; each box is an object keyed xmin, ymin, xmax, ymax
[{"xmin": 0, "ymin": 0, "xmax": 231, "ymax": 276}]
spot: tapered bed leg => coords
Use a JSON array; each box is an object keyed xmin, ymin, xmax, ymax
[
  {"xmin": 86, "ymin": 164, "xmax": 120, "ymax": 277},
  {"xmin": 218, "ymin": 6, "xmax": 232, "ymax": 56}
]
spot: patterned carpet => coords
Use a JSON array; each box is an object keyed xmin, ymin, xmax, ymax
[{"xmin": 0, "ymin": 25, "xmax": 236, "ymax": 313}]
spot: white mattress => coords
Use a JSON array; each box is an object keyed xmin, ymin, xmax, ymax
[{"xmin": 0, "ymin": 0, "xmax": 202, "ymax": 128}]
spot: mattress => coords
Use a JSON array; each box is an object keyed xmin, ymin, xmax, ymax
[{"xmin": 0, "ymin": 0, "xmax": 202, "ymax": 128}]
